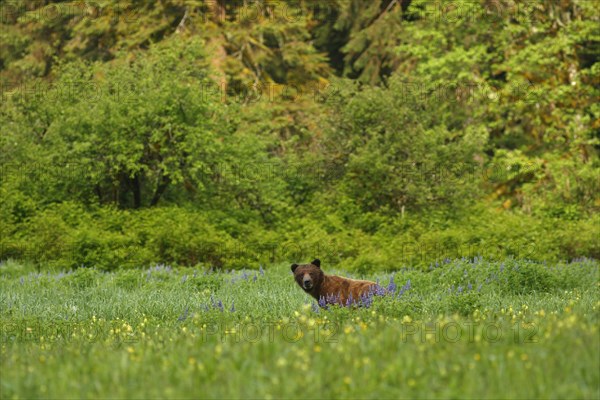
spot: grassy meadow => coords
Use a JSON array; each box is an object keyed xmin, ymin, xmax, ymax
[{"xmin": 1, "ymin": 257, "xmax": 598, "ymax": 399}]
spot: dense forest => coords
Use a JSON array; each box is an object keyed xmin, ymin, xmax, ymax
[{"xmin": 1, "ymin": 0, "xmax": 598, "ymax": 271}]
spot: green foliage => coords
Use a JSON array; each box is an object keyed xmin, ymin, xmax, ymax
[
  {"xmin": 63, "ymin": 267, "xmax": 101, "ymax": 289},
  {"xmin": 327, "ymin": 76, "xmax": 487, "ymax": 213},
  {"xmin": 1, "ymin": 0, "xmax": 598, "ymax": 271},
  {"xmin": 334, "ymin": 0, "xmax": 406, "ymax": 84},
  {"xmin": 501, "ymin": 263, "xmax": 560, "ymax": 295},
  {"xmin": 113, "ymin": 269, "xmax": 143, "ymax": 289},
  {"xmin": 447, "ymin": 292, "xmax": 482, "ymax": 316}
]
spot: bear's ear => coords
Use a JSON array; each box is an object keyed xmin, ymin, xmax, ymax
[
  {"xmin": 311, "ymin": 259, "xmax": 321, "ymax": 268},
  {"xmin": 291, "ymin": 263, "xmax": 299, "ymax": 272}
]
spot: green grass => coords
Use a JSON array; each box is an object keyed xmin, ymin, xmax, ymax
[{"xmin": 1, "ymin": 258, "xmax": 599, "ymax": 399}]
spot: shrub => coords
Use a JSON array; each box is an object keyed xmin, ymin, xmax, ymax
[
  {"xmin": 63, "ymin": 267, "xmax": 101, "ymax": 289},
  {"xmin": 501, "ymin": 263, "xmax": 559, "ymax": 295}
]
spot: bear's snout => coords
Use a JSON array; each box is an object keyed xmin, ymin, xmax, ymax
[{"xmin": 302, "ymin": 275, "xmax": 313, "ymax": 290}]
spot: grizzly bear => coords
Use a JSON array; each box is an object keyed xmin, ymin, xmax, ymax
[{"xmin": 291, "ymin": 259, "xmax": 381, "ymax": 307}]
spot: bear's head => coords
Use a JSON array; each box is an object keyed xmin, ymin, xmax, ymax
[{"xmin": 291, "ymin": 259, "xmax": 324, "ymax": 293}]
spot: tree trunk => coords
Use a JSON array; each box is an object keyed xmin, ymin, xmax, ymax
[
  {"xmin": 131, "ymin": 173, "xmax": 141, "ymax": 209},
  {"xmin": 151, "ymin": 173, "xmax": 171, "ymax": 206}
]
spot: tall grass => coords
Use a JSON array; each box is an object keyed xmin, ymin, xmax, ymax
[{"xmin": 1, "ymin": 258, "xmax": 598, "ymax": 399}]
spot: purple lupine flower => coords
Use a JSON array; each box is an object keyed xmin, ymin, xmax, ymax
[
  {"xmin": 318, "ymin": 296, "xmax": 327, "ymax": 308},
  {"xmin": 327, "ymin": 293, "xmax": 341, "ymax": 305},
  {"xmin": 217, "ymin": 300, "xmax": 224, "ymax": 312},
  {"xmin": 387, "ymin": 274, "xmax": 397, "ymax": 293},
  {"xmin": 178, "ymin": 307, "xmax": 189, "ymax": 322},
  {"xmin": 259, "ymin": 265, "xmax": 265, "ymax": 275},
  {"xmin": 19, "ymin": 277, "xmax": 24, "ymax": 285},
  {"xmin": 467, "ymin": 282, "xmax": 472, "ymax": 291},
  {"xmin": 443, "ymin": 258, "xmax": 451, "ymax": 264},
  {"xmin": 253, "ymin": 274, "xmax": 257, "ymax": 282},
  {"xmin": 230, "ymin": 301, "xmax": 235, "ymax": 312},
  {"xmin": 360, "ymin": 293, "xmax": 373, "ymax": 308},
  {"xmin": 457, "ymin": 286, "xmax": 463, "ymax": 294},
  {"xmin": 359, "ymin": 296, "xmax": 367, "ymax": 308},
  {"xmin": 312, "ymin": 302, "xmax": 320, "ymax": 313},
  {"xmin": 398, "ymin": 279, "xmax": 411, "ymax": 297},
  {"xmin": 181, "ymin": 275, "xmax": 187, "ymax": 284},
  {"xmin": 241, "ymin": 271, "xmax": 248, "ymax": 280},
  {"xmin": 374, "ymin": 285, "xmax": 386, "ymax": 296}
]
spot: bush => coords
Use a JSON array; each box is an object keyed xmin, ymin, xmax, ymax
[
  {"xmin": 112, "ymin": 270, "xmax": 143, "ymax": 289},
  {"xmin": 63, "ymin": 267, "xmax": 101, "ymax": 289},
  {"xmin": 447, "ymin": 292, "xmax": 482, "ymax": 316},
  {"xmin": 501, "ymin": 263, "xmax": 559, "ymax": 295}
]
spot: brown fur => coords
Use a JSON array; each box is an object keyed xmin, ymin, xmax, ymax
[{"xmin": 291, "ymin": 259, "xmax": 377, "ymax": 306}]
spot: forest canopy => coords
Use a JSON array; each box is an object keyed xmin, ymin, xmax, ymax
[{"xmin": 1, "ymin": 0, "xmax": 598, "ymax": 271}]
